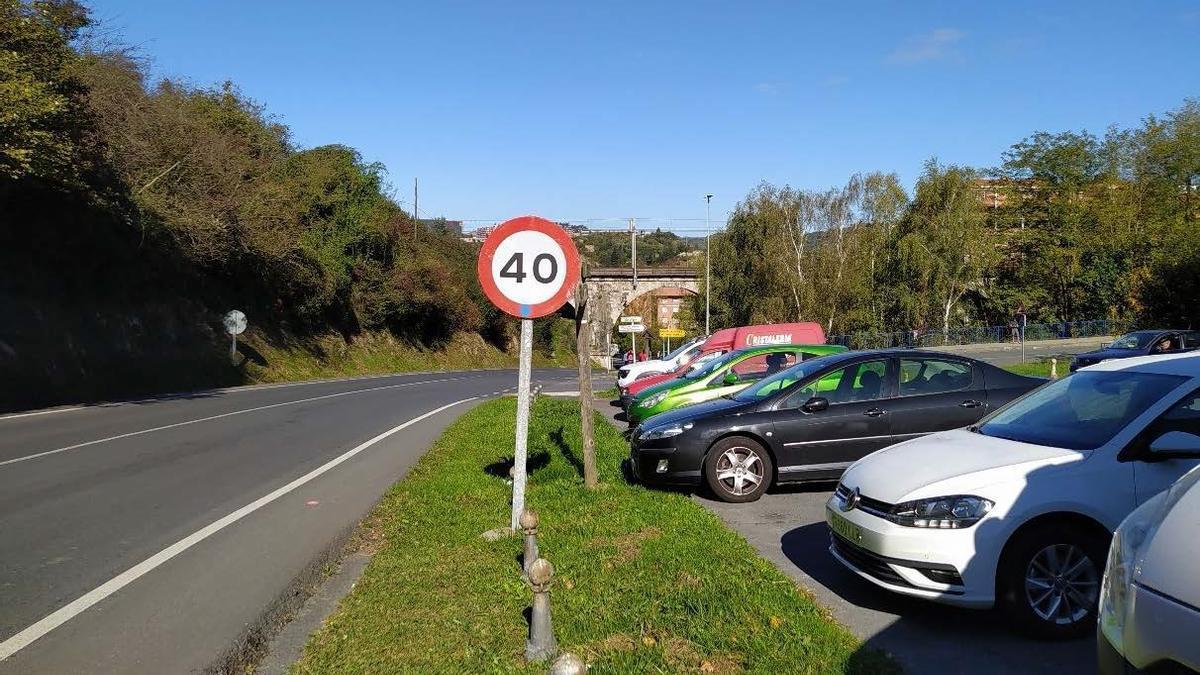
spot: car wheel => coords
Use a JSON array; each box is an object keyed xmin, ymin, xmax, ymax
[
  {"xmin": 998, "ymin": 522, "xmax": 1106, "ymax": 639},
  {"xmin": 704, "ymin": 437, "xmax": 772, "ymax": 503}
]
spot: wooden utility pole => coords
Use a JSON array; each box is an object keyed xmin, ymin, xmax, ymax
[{"xmin": 575, "ymin": 285, "xmax": 597, "ymax": 488}]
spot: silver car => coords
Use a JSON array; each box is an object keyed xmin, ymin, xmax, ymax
[{"xmin": 1098, "ymin": 460, "xmax": 1200, "ymax": 673}]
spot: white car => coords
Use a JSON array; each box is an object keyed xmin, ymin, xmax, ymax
[
  {"xmin": 1098, "ymin": 464, "xmax": 1200, "ymax": 673},
  {"xmin": 616, "ymin": 337, "xmax": 704, "ymax": 388},
  {"xmin": 826, "ymin": 353, "xmax": 1200, "ymax": 638}
]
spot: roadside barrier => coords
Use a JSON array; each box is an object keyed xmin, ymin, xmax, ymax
[
  {"xmin": 520, "ymin": 509, "xmax": 540, "ymax": 577},
  {"xmin": 525, "ymin": 557, "xmax": 558, "ymax": 662}
]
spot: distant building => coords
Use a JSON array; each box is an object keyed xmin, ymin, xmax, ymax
[{"xmin": 462, "ymin": 226, "xmax": 494, "ymax": 243}]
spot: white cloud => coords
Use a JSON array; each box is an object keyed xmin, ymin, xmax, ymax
[{"xmin": 886, "ymin": 28, "xmax": 966, "ymax": 64}]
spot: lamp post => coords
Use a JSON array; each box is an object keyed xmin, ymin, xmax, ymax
[{"xmin": 705, "ymin": 194, "xmax": 712, "ymax": 335}]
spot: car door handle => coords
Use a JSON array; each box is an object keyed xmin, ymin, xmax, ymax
[
  {"xmin": 960, "ymin": 399, "xmax": 984, "ymax": 408},
  {"xmin": 863, "ymin": 407, "xmax": 886, "ymax": 417}
]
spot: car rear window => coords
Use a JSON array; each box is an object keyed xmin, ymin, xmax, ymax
[{"xmin": 977, "ymin": 371, "xmax": 1186, "ymax": 450}]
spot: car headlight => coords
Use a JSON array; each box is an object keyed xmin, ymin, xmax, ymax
[
  {"xmin": 887, "ymin": 495, "xmax": 993, "ymax": 528},
  {"xmin": 1099, "ymin": 497, "xmax": 1159, "ymax": 654},
  {"xmin": 642, "ymin": 422, "xmax": 692, "ymax": 440},
  {"xmin": 640, "ymin": 392, "xmax": 668, "ymax": 408}
]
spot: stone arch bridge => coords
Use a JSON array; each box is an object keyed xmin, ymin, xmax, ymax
[{"xmin": 567, "ymin": 267, "xmax": 700, "ymax": 365}]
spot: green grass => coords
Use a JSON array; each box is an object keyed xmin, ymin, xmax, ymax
[
  {"xmin": 241, "ymin": 330, "xmax": 576, "ymax": 385},
  {"xmin": 293, "ymin": 397, "xmax": 895, "ymax": 674},
  {"xmin": 1003, "ymin": 360, "xmax": 1069, "ymax": 378}
]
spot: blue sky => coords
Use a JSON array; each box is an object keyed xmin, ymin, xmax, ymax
[{"xmin": 90, "ymin": 1, "xmax": 1200, "ymax": 232}]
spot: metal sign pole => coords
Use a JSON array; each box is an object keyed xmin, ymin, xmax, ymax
[{"xmin": 511, "ymin": 317, "xmax": 533, "ymax": 530}]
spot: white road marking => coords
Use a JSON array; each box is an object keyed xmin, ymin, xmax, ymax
[
  {"xmin": 0, "ymin": 367, "xmax": 527, "ymax": 422},
  {"xmin": 0, "ymin": 397, "xmax": 476, "ymax": 662},
  {"xmin": 0, "ymin": 377, "xmax": 468, "ymax": 468}
]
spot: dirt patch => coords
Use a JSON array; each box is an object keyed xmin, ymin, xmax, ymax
[
  {"xmin": 589, "ymin": 526, "xmax": 663, "ymax": 568},
  {"xmin": 583, "ymin": 633, "xmax": 637, "ymax": 658}
]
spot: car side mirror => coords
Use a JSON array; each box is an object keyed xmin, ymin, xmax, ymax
[
  {"xmin": 802, "ymin": 396, "xmax": 829, "ymax": 413},
  {"xmin": 1148, "ymin": 431, "xmax": 1200, "ymax": 459},
  {"xmin": 722, "ymin": 372, "xmax": 739, "ymax": 386}
]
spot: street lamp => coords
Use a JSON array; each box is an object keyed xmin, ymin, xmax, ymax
[{"xmin": 705, "ymin": 194, "xmax": 713, "ymax": 335}]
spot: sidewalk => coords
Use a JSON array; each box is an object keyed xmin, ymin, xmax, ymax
[{"xmin": 931, "ymin": 335, "xmax": 1110, "ymax": 366}]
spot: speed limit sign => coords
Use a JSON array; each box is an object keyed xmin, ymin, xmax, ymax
[
  {"xmin": 477, "ymin": 215, "xmax": 580, "ymax": 530},
  {"xmin": 477, "ymin": 216, "xmax": 580, "ymax": 318}
]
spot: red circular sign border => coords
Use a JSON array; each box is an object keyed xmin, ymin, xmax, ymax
[{"xmin": 476, "ymin": 215, "xmax": 581, "ymax": 319}]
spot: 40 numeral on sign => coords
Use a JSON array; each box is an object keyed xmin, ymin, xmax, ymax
[{"xmin": 498, "ymin": 252, "xmax": 559, "ymax": 285}]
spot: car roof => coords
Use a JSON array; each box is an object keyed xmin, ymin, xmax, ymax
[
  {"xmin": 1085, "ymin": 352, "xmax": 1200, "ymax": 376},
  {"xmin": 728, "ymin": 343, "xmax": 839, "ymax": 355},
  {"xmin": 822, "ymin": 348, "xmax": 984, "ymax": 361}
]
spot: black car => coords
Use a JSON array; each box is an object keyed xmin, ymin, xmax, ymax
[
  {"xmin": 1069, "ymin": 330, "xmax": 1200, "ymax": 371},
  {"xmin": 629, "ymin": 349, "xmax": 1042, "ymax": 502}
]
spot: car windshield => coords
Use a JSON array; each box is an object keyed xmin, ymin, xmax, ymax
[
  {"xmin": 661, "ymin": 340, "xmax": 695, "ymax": 362},
  {"xmin": 1108, "ymin": 331, "xmax": 1161, "ymax": 350},
  {"xmin": 683, "ymin": 350, "xmax": 740, "ymax": 380},
  {"xmin": 976, "ymin": 370, "xmax": 1186, "ymax": 450},
  {"xmin": 732, "ymin": 354, "xmax": 842, "ymax": 401}
]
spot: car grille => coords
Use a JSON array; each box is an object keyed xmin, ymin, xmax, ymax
[
  {"xmin": 834, "ymin": 483, "xmax": 894, "ymax": 519},
  {"xmin": 830, "ymin": 533, "xmax": 914, "ymax": 588}
]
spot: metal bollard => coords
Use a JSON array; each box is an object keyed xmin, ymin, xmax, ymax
[
  {"xmin": 525, "ymin": 558, "xmax": 558, "ymax": 662},
  {"xmin": 520, "ymin": 509, "xmax": 539, "ymax": 576},
  {"xmin": 550, "ymin": 652, "xmax": 586, "ymax": 675},
  {"xmin": 1050, "ymin": 358, "xmax": 1058, "ymax": 380}
]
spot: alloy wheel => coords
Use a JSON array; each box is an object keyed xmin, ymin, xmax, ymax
[
  {"xmin": 1023, "ymin": 543, "xmax": 1100, "ymax": 625},
  {"xmin": 714, "ymin": 447, "xmax": 763, "ymax": 496}
]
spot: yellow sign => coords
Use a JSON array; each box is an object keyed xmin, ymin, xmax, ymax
[{"xmin": 659, "ymin": 328, "xmax": 686, "ymax": 339}]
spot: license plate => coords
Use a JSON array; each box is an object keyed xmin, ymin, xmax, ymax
[{"xmin": 827, "ymin": 509, "xmax": 862, "ymax": 543}]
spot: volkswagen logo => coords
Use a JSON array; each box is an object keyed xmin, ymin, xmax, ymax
[{"xmin": 840, "ymin": 487, "xmax": 861, "ymax": 512}]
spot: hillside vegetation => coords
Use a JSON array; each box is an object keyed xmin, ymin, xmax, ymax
[{"xmin": 0, "ymin": 0, "xmax": 570, "ymax": 410}]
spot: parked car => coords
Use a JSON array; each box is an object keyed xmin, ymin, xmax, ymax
[
  {"xmin": 826, "ymin": 353, "xmax": 1200, "ymax": 639},
  {"xmin": 630, "ymin": 349, "xmax": 1040, "ymax": 502},
  {"xmin": 616, "ymin": 336, "xmax": 705, "ymax": 389},
  {"xmin": 620, "ymin": 322, "xmax": 827, "ymax": 409},
  {"xmin": 626, "ymin": 344, "xmax": 846, "ymax": 425},
  {"xmin": 1070, "ymin": 329, "xmax": 1200, "ymax": 371},
  {"xmin": 1098, "ymin": 463, "xmax": 1200, "ymax": 674}
]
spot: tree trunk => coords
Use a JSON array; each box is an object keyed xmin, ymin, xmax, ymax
[
  {"xmin": 576, "ymin": 314, "xmax": 598, "ymax": 489},
  {"xmin": 942, "ymin": 294, "xmax": 954, "ymax": 344}
]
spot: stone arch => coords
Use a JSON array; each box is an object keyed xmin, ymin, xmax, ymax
[{"xmin": 578, "ymin": 268, "xmax": 700, "ymax": 366}]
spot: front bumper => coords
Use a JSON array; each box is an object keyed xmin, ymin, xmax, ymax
[
  {"xmin": 1098, "ymin": 582, "xmax": 1200, "ymax": 674},
  {"xmin": 824, "ymin": 496, "xmax": 996, "ymax": 609},
  {"xmin": 629, "ymin": 433, "xmax": 704, "ymax": 486}
]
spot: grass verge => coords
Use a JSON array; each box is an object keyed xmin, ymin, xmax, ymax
[
  {"xmin": 241, "ymin": 330, "xmax": 576, "ymax": 385},
  {"xmin": 1003, "ymin": 361, "xmax": 1065, "ymax": 378},
  {"xmin": 292, "ymin": 397, "xmax": 896, "ymax": 674}
]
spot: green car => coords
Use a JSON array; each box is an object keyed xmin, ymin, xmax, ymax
[{"xmin": 627, "ymin": 344, "xmax": 848, "ymax": 424}]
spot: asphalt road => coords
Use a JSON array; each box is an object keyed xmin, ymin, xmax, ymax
[{"xmin": 0, "ymin": 368, "xmax": 578, "ymax": 674}]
